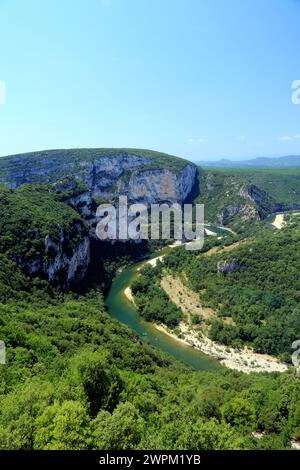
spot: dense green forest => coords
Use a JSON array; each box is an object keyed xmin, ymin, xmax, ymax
[
  {"xmin": 0, "ymin": 185, "xmax": 85, "ymax": 263},
  {"xmin": 0, "ymin": 168, "xmax": 299, "ymax": 450},
  {"xmin": 0, "ymin": 255, "xmax": 299, "ymax": 449},
  {"xmin": 131, "ymin": 264, "xmax": 182, "ymax": 327},
  {"xmin": 203, "ymin": 167, "xmax": 300, "ymax": 204},
  {"xmin": 163, "ymin": 221, "xmax": 300, "ymax": 361}
]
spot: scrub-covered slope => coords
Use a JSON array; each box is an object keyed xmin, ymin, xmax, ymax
[{"xmin": 198, "ymin": 168, "xmax": 300, "ymax": 231}]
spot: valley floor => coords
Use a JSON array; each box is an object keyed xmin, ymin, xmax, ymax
[
  {"xmin": 124, "ymin": 276, "xmax": 288, "ymax": 374},
  {"xmin": 159, "ymin": 274, "xmax": 288, "ymax": 373}
]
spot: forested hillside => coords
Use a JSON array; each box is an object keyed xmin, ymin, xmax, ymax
[
  {"xmin": 0, "ymin": 243, "xmax": 299, "ymax": 449},
  {"xmin": 0, "ymin": 180, "xmax": 299, "ymax": 450},
  {"xmin": 163, "ymin": 221, "xmax": 300, "ymax": 361}
]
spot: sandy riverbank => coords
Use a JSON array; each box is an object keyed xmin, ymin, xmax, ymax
[
  {"xmin": 137, "ymin": 253, "xmax": 168, "ymax": 270},
  {"xmin": 154, "ymin": 322, "xmax": 288, "ymax": 374},
  {"xmin": 272, "ymin": 213, "xmax": 286, "ymax": 229},
  {"xmin": 291, "ymin": 439, "xmax": 300, "ymax": 450},
  {"xmin": 124, "ymin": 242, "xmax": 288, "ymax": 373},
  {"xmin": 124, "ymin": 287, "xmax": 135, "ymax": 305},
  {"xmin": 205, "ymin": 228, "xmax": 218, "ymax": 236},
  {"xmin": 125, "ymin": 287, "xmax": 288, "ymax": 373},
  {"xmin": 159, "ymin": 274, "xmax": 287, "ymax": 373}
]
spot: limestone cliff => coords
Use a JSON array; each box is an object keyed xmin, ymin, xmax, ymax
[
  {"xmin": 16, "ymin": 220, "xmax": 90, "ymax": 289},
  {"xmin": 199, "ymin": 170, "xmax": 300, "ymax": 229},
  {"xmin": 0, "ymin": 149, "xmax": 198, "ymax": 205},
  {"xmin": 44, "ymin": 226, "xmax": 90, "ymax": 288},
  {"xmin": 0, "ymin": 149, "xmax": 198, "ymax": 289}
]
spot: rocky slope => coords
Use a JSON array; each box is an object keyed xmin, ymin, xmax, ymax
[
  {"xmin": 198, "ymin": 168, "xmax": 300, "ymax": 230},
  {"xmin": 0, "ymin": 186, "xmax": 90, "ymax": 289}
]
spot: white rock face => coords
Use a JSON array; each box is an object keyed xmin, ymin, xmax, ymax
[
  {"xmin": 124, "ymin": 165, "xmax": 197, "ymax": 204},
  {"xmin": 1, "ymin": 151, "xmax": 198, "ymax": 287},
  {"xmin": 45, "ymin": 232, "xmax": 90, "ymax": 287},
  {"xmin": 1, "ymin": 151, "xmax": 198, "ymax": 205},
  {"xmin": 64, "ymin": 164, "xmax": 198, "ymax": 243},
  {"xmin": 80, "ymin": 157, "xmax": 198, "ymax": 206},
  {"xmin": 44, "ymin": 228, "xmax": 90, "ymax": 288},
  {"xmin": 19, "ymin": 221, "xmax": 89, "ymax": 288},
  {"xmin": 218, "ymin": 203, "xmax": 259, "ymax": 224},
  {"xmin": 17, "ymin": 224, "xmax": 90, "ymax": 289}
]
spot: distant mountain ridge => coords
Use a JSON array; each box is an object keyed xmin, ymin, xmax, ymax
[{"xmin": 197, "ymin": 155, "xmax": 300, "ymax": 168}]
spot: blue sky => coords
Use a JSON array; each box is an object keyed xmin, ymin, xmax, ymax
[{"xmin": 0, "ymin": 0, "xmax": 300, "ymax": 161}]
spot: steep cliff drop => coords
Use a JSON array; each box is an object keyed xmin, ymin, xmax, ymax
[{"xmin": 0, "ymin": 149, "xmax": 199, "ymax": 289}]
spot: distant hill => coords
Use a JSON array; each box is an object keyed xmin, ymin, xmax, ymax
[
  {"xmin": 197, "ymin": 155, "xmax": 300, "ymax": 168},
  {"xmin": 198, "ymin": 167, "xmax": 300, "ymax": 232}
]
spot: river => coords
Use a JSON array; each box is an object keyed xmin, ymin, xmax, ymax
[{"xmin": 105, "ymin": 245, "xmax": 221, "ymax": 372}]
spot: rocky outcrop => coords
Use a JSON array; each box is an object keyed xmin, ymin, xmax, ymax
[
  {"xmin": 0, "ymin": 149, "xmax": 199, "ymax": 289},
  {"xmin": 271, "ymin": 202, "xmax": 300, "ymax": 213},
  {"xmin": 239, "ymin": 184, "xmax": 300, "ymax": 219},
  {"xmin": 21, "ymin": 222, "xmax": 90, "ymax": 289},
  {"xmin": 217, "ymin": 184, "xmax": 274, "ymax": 224},
  {"xmin": 121, "ymin": 165, "xmax": 198, "ymax": 204},
  {"xmin": 82, "ymin": 154, "xmax": 151, "ymax": 198},
  {"xmin": 44, "ymin": 227, "xmax": 90, "ymax": 288},
  {"xmin": 217, "ymin": 203, "xmax": 259, "ymax": 224},
  {"xmin": 205, "ymin": 173, "xmax": 215, "ymax": 191},
  {"xmin": 45, "ymin": 152, "xmax": 199, "ymax": 242},
  {"xmin": 62, "ymin": 165, "xmax": 198, "ymax": 241},
  {"xmin": 70, "ymin": 161, "xmax": 197, "ymax": 206},
  {"xmin": 239, "ymin": 183, "xmax": 268, "ymax": 205},
  {"xmin": 217, "ymin": 259, "xmax": 241, "ymax": 274},
  {"xmin": 67, "ymin": 191, "xmax": 97, "ymax": 223},
  {"xmin": 217, "ymin": 183, "xmax": 300, "ymax": 225}
]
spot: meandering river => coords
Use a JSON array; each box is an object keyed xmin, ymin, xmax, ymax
[{"xmin": 105, "ymin": 246, "xmax": 221, "ymax": 372}]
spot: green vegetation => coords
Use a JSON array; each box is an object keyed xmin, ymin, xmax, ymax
[
  {"xmin": 0, "ymin": 185, "xmax": 85, "ymax": 263},
  {"xmin": 0, "ymin": 183, "xmax": 152, "ymax": 292},
  {"xmin": 131, "ymin": 264, "xmax": 182, "ymax": 327},
  {"xmin": 164, "ymin": 222, "xmax": 300, "ymax": 361},
  {"xmin": 0, "ymin": 162, "xmax": 299, "ymax": 450},
  {"xmin": 198, "ymin": 167, "xmax": 300, "ymax": 232},
  {"xmin": 204, "ymin": 167, "xmax": 300, "ymax": 203},
  {"xmin": 0, "ymin": 262, "xmax": 299, "ymax": 449}
]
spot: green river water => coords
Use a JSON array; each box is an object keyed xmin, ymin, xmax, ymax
[{"xmin": 105, "ymin": 248, "xmax": 221, "ymax": 372}]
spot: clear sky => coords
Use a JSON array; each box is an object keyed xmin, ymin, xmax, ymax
[{"xmin": 0, "ymin": 0, "xmax": 300, "ymax": 161}]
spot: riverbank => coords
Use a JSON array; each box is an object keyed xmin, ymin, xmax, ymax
[
  {"xmin": 124, "ymin": 286, "xmax": 135, "ymax": 304},
  {"xmin": 124, "ymin": 284, "xmax": 288, "ymax": 374},
  {"xmin": 272, "ymin": 213, "xmax": 286, "ymax": 229},
  {"xmin": 270, "ymin": 210, "xmax": 300, "ymax": 229},
  {"xmin": 159, "ymin": 274, "xmax": 288, "ymax": 374},
  {"xmin": 154, "ymin": 322, "xmax": 288, "ymax": 374},
  {"xmin": 120, "ymin": 230, "xmax": 289, "ymax": 374}
]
